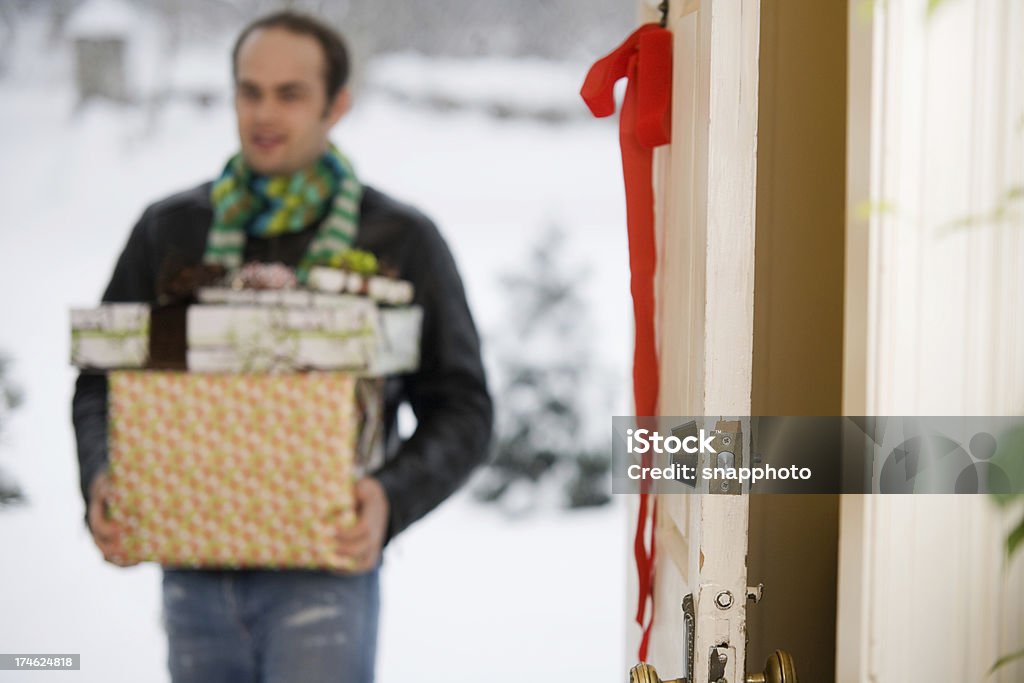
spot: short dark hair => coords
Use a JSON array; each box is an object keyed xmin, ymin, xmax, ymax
[{"xmin": 232, "ymin": 11, "xmax": 350, "ymax": 102}]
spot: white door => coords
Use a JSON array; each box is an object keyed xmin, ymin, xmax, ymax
[{"xmin": 631, "ymin": 1, "xmax": 762, "ymax": 681}]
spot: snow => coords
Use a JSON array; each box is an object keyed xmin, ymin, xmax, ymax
[
  {"xmin": 0, "ymin": 21, "xmax": 633, "ymax": 683},
  {"xmin": 66, "ymin": 0, "xmax": 141, "ymax": 39},
  {"xmin": 168, "ymin": 43, "xmax": 232, "ymax": 99},
  {"xmin": 365, "ymin": 54, "xmax": 594, "ymax": 120}
]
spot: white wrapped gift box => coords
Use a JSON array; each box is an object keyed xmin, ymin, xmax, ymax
[
  {"xmin": 70, "ymin": 304, "xmax": 150, "ymax": 369},
  {"xmin": 186, "ymin": 303, "xmax": 378, "ymax": 372},
  {"xmin": 71, "ymin": 298, "xmax": 423, "ymax": 376},
  {"xmin": 370, "ymin": 306, "xmax": 423, "ymax": 375}
]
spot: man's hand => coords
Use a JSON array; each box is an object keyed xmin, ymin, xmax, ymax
[
  {"xmin": 87, "ymin": 472, "xmax": 138, "ymax": 567},
  {"xmin": 334, "ymin": 477, "xmax": 390, "ymax": 573}
]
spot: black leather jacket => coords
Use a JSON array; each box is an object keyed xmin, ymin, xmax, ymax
[{"xmin": 72, "ymin": 182, "xmax": 493, "ymax": 542}]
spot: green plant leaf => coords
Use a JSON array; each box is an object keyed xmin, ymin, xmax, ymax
[
  {"xmin": 853, "ymin": 199, "xmax": 897, "ymax": 221},
  {"xmin": 855, "ymin": 0, "xmax": 879, "ymax": 24},
  {"xmin": 926, "ymin": 0, "xmax": 952, "ymax": 19},
  {"xmin": 1009, "ymin": 515, "xmax": 1024, "ymax": 560},
  {"xmin": 991, "ymin": 427, "xmax": 1024, "ymax": 507},
  {"xmin": 989, "ymin": 647, "xmax": 1024, "ymax": 676}
]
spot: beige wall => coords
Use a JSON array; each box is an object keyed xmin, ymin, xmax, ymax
[
  {"xmin": 748, "ymin": 0, "xmax": 847, "ymax": 680},
  {"xmin": 752, "ymin": 0, "xmax": 847, "ymax": 417}
]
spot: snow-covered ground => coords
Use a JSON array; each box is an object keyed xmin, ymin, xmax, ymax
[{"xmin": 0, "ymin": 17, "xmax": 632, "ymax": 683}]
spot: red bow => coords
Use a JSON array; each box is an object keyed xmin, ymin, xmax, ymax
[{"xmin": 581, "ymin": 23, "xmax": 672, "ymax": 663}]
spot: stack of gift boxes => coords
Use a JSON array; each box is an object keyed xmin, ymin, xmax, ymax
[{"xmin": 71, "ymin": 261, "xmax": 421, "ymax": 570}]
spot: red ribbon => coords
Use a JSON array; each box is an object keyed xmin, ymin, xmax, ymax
[{"xmin": 581, "ymin": 23, "xmax": 672, "ymax": 662}]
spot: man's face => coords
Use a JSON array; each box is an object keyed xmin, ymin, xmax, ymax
[{"xmin": 234, "ymin": 27, "xmax": 349, "ymax": 176}]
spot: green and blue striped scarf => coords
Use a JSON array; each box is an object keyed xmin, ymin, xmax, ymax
[{"xmin": 204, "ymin": 145, "xmax": 362, "ymax": 283}]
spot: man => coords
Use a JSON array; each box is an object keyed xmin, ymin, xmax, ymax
[{"xmin": 72, "ymin": 11, "xmax": 492, "ymax": 682}]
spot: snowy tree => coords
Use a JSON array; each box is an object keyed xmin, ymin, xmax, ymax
[
  {"xmin": 0, "ymin": 0, "xmax": 19, "ymax": 75},
  {"xmin": 475, "ymin": 226, "xmax": 612, "ymax": 515},
  {"xmin": 49, "ymin": 0, "xmax": 634, "ymax": 61},
  {"xmin": 0, "ymin": 353, "xmax": 24, "ymax": 508}
]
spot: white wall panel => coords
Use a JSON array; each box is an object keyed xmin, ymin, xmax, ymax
[{"xmin": 840, "ymin": 0, "xmax": 1024, "ymax": 680}]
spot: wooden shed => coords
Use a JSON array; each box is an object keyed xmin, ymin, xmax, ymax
[{"xmin": 66, "ymin": 0, "xmax": 141, "ymax": 103}]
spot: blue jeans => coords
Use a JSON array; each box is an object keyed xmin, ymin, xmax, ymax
[{"xmin": 161, "ymin": 567, "xmax": 379, "ymax": 683}]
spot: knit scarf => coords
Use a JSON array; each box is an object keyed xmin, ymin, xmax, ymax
[{"xmin": 204, "ymin": 145, "xmax": 363, "ymax": 283}]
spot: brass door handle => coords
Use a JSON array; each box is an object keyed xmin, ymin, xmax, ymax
[
  {"xmin": 629, "ymin": 662, "xmax": 687, "ymax": 683},
  {"xmin": 745, "ymin": 650, "xmax": 798, "ymax": 683},
  {"xmin": 629, "ymin": 649, "xmax": 797, "ymax": 683}
]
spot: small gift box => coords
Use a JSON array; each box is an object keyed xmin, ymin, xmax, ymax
[
  {"xmin": 186, "ymin": 302, "xmax": 378, "ymax": 372},
  {"xmin": 70, "ymin": 305, "xmax": 150, "ymax": 369},
  {"xmin": 107, "ymin": 371, "xmax": 373, "ymax": 569},
  {"xmin": 370, "ymin": 306, "xmax": 423, "ymax": 375}
]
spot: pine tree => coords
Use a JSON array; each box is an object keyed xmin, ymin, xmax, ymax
[{"xmin": 475, "ymin": 226, "xmax": 611, "ymax": 514}]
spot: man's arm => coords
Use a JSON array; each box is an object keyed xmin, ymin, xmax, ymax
[
  {"xmin": 72, "ymin": 206, "xmax": 158, "ymax": 515},
  {"xmin": 373, "ymin": 222, "xmax": 493, "ymax": 542}
]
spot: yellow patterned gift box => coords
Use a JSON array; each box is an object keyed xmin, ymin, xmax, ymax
[{"xmin": 107, "ymin": 370, "xmax": 378, "ymax": 570}]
